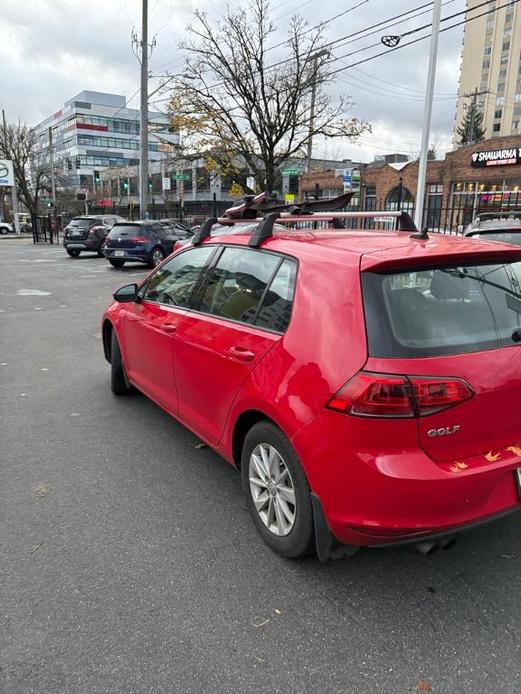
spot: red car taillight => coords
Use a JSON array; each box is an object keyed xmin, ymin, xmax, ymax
[
  {"xmin": 132, "ymin": 236, "xmax": 147, "ymax": 243},
  {"xmin": 326, "ymin": 371, "xmax": 473, "ymax": 418}
]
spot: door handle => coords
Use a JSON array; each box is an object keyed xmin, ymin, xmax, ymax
[
  {"xmin": 228, "ymin": 346, "xmax": 255, "ymax": 362},
  {"xmin": 161, "ymin": 321, "xmax": 178, "ymax": 333}
]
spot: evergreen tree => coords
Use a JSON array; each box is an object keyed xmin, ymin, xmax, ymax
[{"xmin": 457, "ymin": 97, "xmax": 485, "ymax": 146}]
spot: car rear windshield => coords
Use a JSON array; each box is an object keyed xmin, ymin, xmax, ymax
[
  {"xmin": 107, "ymin": 224, "xmax": 143, "ymax": 238},
  {"xmin": 469, "ymin": 231, "xmax": 521, "ymax": 247},
  {"xmin": 69, "ymin": 218, "xmax": 97, "ymax": 228},
  {"xmin": 362, "ymin": 261, "xmax": 521, "ymax": 357}
]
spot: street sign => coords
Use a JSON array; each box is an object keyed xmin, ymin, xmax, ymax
[
  {"xmin": 284, "ymin": 193, "xmax": 295, "ymax": 204},
  {"xmin": 246, "ymin": 176, "xmax": 255, "ymax": 190},
  {"xmin": 0, "ymin": 159, "xmax": 15, "ymax": 187},
  {"xmin": 162, "ymin": 177, "xmax": 171, "ymax": 190},
  {"xmin": 174, "ymin": 174, "xmax": 190, "ymax": 181},
  {"xmin": 281, "ymin": 169, "xmax": 302, "ymax": 176}
]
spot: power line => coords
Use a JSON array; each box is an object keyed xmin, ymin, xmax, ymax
[{"xmin": 325, "ymin": 0, "xmax": 521, "ymax": 79}]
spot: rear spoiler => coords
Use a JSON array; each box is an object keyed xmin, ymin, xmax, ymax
[{"xmin": 360, "ymin": 246, "xmax": 521, "ymax": 273}]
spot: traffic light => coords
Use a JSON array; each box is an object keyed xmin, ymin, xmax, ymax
[
  {"xmin": 75, "ymin": 156, "xmax": 81, "ymax": 169},
  {"xmin": 122, "ymin": 179, "xmax": 129, "ymax": 192},
  {"xmin": 66, "ymin": 159, "xmax": 73, "ymax": 171},
  {"xmin": 47, "ymin": 201, "xmax": 54, "ymax": 208},
  {"xmin": 93, "ymin": 170, "xmax": 100, "ymax": 184},
  {"xmin": 148, "ymin": 179, "xmax": 153, "ymax": 190}
]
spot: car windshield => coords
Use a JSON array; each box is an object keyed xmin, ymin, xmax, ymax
[
  {"xmin": 69, "ymin": 218, "xmax": 97, "ymax": 228},
  {"xmin": 362, "ymin": 261, "xmax": 521, "ymax": 357},
  {"xmin": 107, "ymin": 224, "xmax": 143, "ymax": 238},
  {"xmin": 469, "ymin": 231, "xmax": 521, "ymax": 247}
]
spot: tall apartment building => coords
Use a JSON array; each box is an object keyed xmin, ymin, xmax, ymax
[
  {"xmin": 34, "ymin": 91, "xmax": 178, "ymax": 192},
  {"xmin": 454, "ymin": 0, "xmax": 521, "ymax": 143}
]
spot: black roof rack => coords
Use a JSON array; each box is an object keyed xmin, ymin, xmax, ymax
[
  {"xmin": 191, "ymin": 217, "xmax": 217, "ymax": 246},
  {"xmin": 248, "ymin": 213, "xmax": 279, "ymax": 248}
]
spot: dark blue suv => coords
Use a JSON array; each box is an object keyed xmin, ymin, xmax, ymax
[{"xmin": 104, "ymin": 220, "xmax": 193, "ymax": 268}]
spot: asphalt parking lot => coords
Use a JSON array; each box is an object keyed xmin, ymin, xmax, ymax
[{"xmin": 2, "ymin": 239, "xmax": 521, "ymax": 694}]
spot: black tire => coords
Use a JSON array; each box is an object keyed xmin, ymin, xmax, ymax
[
  {"xmin": 0, "ymin": 226, "xmax": 9, "ymax": 235},
  {"xmin": 110, "ymin": 331, "xmax": 133, "ymax": 395},
  {"xmin": 148, "ymin": 246, "xmax": 164, "ymax": 268},
  {"xmin": 109, "ymin": 259, "xmax": 125, "ymax": 268},
  {"xmin": 97, "ymin": 243, "xmax": 105, "ymax": 258},
  {"xmin": 241, "ymin": 421, "xmax": 314, "ymax": 559},
  {"xmin": 67, "ymin": 249, "xmax": 81, "ymax": 257}
]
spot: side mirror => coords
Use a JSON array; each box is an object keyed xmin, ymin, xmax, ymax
[{"xmin": 113, "ymin": 283, "xmax": 138, "ymax": 303}]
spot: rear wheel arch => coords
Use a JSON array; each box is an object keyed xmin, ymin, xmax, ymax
[{"xmin": 232, "ymin": 409, "xmax": 286, "ymax": 468}]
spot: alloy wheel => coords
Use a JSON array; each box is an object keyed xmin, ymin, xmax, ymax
[
  {"xmin": 152, "ymin": 249, "xmax": 163, "ymax": 266},
  {"xmin": 248, "ymin": 443, "xmax": 296, "ymax": 536}
]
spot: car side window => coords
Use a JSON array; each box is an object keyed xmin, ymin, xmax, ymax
[
  {"xmin": 254, "ymin": 258, "xmax": 297, "ymax": 333},
  {"xmin": 142, "ymin": 246, "xmax": 214, "ymax": 307},
  {"xmin": 196, "ymin": 247, "xmax": 281, "ymax": 325}
]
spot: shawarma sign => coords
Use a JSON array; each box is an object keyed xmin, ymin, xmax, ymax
[{"xmin": 471, "ymin": 147, "xmax": 521, "ymax": 168}]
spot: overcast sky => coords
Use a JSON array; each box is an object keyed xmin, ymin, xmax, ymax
[{"xmin": 0, "ymin": 0, "xmax": 466, "ymax": 163}]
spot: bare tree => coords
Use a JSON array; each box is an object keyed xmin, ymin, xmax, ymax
[
  {"xmin": 168, "ymin": 0, "xmax": 370, "ymax": 192},
  {"xmin": 0, "ymin": 121, "xmax": 52, "ymax": 215}
]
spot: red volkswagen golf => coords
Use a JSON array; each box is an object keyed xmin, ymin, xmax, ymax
[{"xmin": 102, "ymin": 212, "xmax": 521, "ymax": 559}]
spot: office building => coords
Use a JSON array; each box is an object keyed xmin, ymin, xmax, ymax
[
  {"xmin": 454, "ymin": 0, "xmax": 521, "ymax": 143},
  {"xmin": 34, "ymin": 90, "xmax": 178, "ymax": 192}
]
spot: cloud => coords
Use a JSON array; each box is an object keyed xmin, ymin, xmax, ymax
[{"xmin": 0, "ymin": 0, "xmax": 466, "ymax": 162}]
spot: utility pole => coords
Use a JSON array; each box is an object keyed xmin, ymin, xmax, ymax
[
  {"xmin": 48, "ymin": 126, "xmax": 56, "ymax": 212},
  {"xmin": 306, "ymin": 55, "xmax": 319, "ymax": 174},
  {"xmin": 414, "ymin": 0, "xmax": 442, "ymax": 231},
  {"xmin": 2, "ymin": 109, "xmax": 20, "ymax": 233},
  {"xmin": 139, "ymin": 0, "xmax": 149, "ymax": 219}
]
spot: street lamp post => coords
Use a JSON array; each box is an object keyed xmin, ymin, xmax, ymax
[
  {"xmin": 414, "ymin": 0, "xmax": 442, "ymax": 231},
  {"xmin": 382, "ymin": 0, "xmax": 442, "ymax": 231}
]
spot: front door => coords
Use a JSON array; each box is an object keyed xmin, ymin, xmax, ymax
[{"xmin": 121, "ymin": 245, "xmax": 215, "ymax": 412}]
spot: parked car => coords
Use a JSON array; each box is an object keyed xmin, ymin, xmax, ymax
[
  {"xmin": 102, "ymin": 213, "xmax": 521, "ymax": 560},
  {"xmin": 0, "ymin": 221, "xmax": 14, "ymax": 234},
  {"xmin": 104, "ymin": 219, "xmax": 193, "ymax": 268},
  {"xmin": 63, "ymin": 215, "xmax": 125, "ymax": 257},
  {"xmin": 464, "ymin": 212, "xmax": 521, "ymax": 247}
]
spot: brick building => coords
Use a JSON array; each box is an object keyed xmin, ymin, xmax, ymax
[{"xmin": 300, "ymin": 135, "xmax": 521, "ymax": 231}]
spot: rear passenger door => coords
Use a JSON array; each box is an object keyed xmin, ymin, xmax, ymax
[{"xmin": 174, "ymin": 246, "xmax": 296, "ymax": 445}]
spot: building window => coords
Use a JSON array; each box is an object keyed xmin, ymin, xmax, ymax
[
  {"xmin": 515, "ymin": 93, "xmax": 521, "ymax": 102},
  {"xmin": 494, "ymin": 109, "xmax": 503, "ymax": 119},
  {"xmin": 496, "ymin": 97, "xmax": 505, "ymax": 105},
  {"xmin": 502, "ymin": 41, "xmax": 511, "ymax": 52},
  {"xmin": 513, "ymin": 120, "xmax": 520, "ymax": 131},
  {"xmin": 482, "ymin": 59, "xmax": 491, "ymax": 69},
  {"xmin": 385, "ymin": 185, "xmax": 414, "ymax": 214},
  {"xmin": 483, "ymin": 46, "xmax": 492, "ymax": 56},
  {"xmin": 499, "ymin": 68, "xmax": 507, "ymax": 79},
  {"xmin": 497, "ymin": 82, "xmax": 506, "ymax": 94},
  {"xmin": 493, "ymin": 123, "xmax": 501, "ymax": 132}
]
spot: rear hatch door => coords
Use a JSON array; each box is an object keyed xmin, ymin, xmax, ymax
[
  {"xmin": 362, "ymin": 256, "xmax": 521, "ymax": 463},
  {"xmin": 106, "ymin": 224, "xmax": 146, "ymax": 249},
  {"xmin": 66, "ymin": 218, "xmax": 97, "ymax": 240}
]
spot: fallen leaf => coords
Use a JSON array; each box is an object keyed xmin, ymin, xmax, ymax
[
  {"xmin": 32, "ymin": 484, "xmax": 50, "ymax": 497},
  {"xmin": 500, "ymin": 553, "xmax": 515, "ymax": 559},
  {"xmin": 507, "ymin": 445, "xmax": 521, "ymax": 457},
  {"xmin": 416, "ymin": 680, "xmax": 432, "ymax": 692},
  {"xmin": 30, "ymin": 544, "xmax": 41, "ymax": 554},
  {"xmin": 274, "ymin": 609, "xmax": 282, "ymax": 615},
  {"xmin": 484, "ymin": 451, "xmax": 501, "ymax": 463},
  {"xmin": 194, "ymin": 442, "xmax": 207, "ymax": 449}
]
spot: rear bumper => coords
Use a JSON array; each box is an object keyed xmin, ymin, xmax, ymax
[
  {"xmin": 292, "ymin": 410, "xmax": 521, "ymax": 548},
  {"xmin": 105, "ymin": 249, "xmax": 149, "ymax": 263},
  {"xmin": 64, "ymin": 240, "xmax": 98, "ymax": 251}
]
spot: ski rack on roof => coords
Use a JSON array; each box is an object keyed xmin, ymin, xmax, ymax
[{"xmin": 191, "ymin": 210, "xmax": 417, "ymax": 248}]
